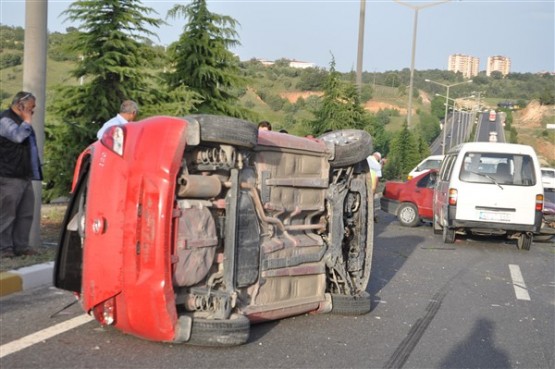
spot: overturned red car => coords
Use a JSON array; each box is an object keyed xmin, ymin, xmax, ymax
[{"xmin": 54, "ymin": 115, "xmax": 375, "ymax": 345}]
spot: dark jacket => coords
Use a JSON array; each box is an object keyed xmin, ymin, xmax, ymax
[{"xmin": 0, "ymin": 108, "xmax": 33, "ymax": 179}]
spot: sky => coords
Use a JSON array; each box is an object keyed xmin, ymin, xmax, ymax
[{"xmin": 1, "ymin": 0, "xmax": 554, "ymax": 74}]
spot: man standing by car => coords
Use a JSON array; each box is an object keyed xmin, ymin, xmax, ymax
[
  {"xmin": 96, "ymin": 100, "xmax": 139, "ymax": 140},
  {"xmin": 0, "ymin": 91, "xmax": 42, "ymax": 257}
]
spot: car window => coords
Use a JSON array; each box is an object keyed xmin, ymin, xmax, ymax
[
  {"xmin": 459, "ymin": 152, "xmax": 536, "ymax": 186},
  {"xmin": 416, "ymin": 171, "xmax": 436, "ymax": 188},
  {"xmin": 542, "ymin": 170, "xmax": 555, "ymax": 179},
  {"xmin": 420, "ymin": 159, "xmax": 442, "ymax": 171}
]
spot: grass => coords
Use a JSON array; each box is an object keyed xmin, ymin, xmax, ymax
[{"xmin": 0, "ymin": 203, "xmax": 66, "ymax": 272}]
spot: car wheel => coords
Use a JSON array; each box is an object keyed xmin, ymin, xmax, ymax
[
  {"xmin": 330, "ymin": 291, "xmax": 372, "ymax": 315},
  {"xmin": 184, "ymin": 114, "xmax": 258, "ymax": 148},
  {"xmin": 318, "ymin": 129, "xmax": 373, "ymax": 168},
  {"xmin": 443, "ymin": 226, "xmax": 456, "ymax": 243},
  {"xmin": 397, "ymin": 203, "xmax": 420, "ymax": 227},
  {"xmin": 516, "ymin": 233, "xmax": 532, "ymax": 251},
  {"xmin": 187, "ymin": 313, "xmax": 250, "ymax": 347}
]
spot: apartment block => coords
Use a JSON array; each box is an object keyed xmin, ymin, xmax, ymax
[
  {"xmin": 486, "ymin": 56, "xmax": 511, "ymax": 76},
  {"xmin": 448, "ymin": 54, "xmax": 479, "ymax": 78}
]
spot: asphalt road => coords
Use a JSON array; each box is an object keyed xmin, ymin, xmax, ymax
[{"xmin": 1, "ymin": 210, "xmax": 554, "ymax": 369}]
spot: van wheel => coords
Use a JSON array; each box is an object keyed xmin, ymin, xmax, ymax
[
  {"xmin": 516, "ymin": 233, "xmax": 532, "ymax": 251},
  {"xmin": 397, "ymin": 203, "xmax": 419, "ymax": 227},
  {"xmin": 318, "ymin": 129, "xmax": 373, "ymax": 168},
  {"xmin": 443, "ymin": 226, "xmax": 456, "ymax": 243}
]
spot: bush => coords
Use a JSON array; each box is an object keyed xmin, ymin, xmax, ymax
[{"xmin": 0, "ymin": 53, "xmax": 22, "ymax": 69}]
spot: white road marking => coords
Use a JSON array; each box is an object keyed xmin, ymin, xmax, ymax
[
  {"xmin": 0, "ymin": 314, "xmax": 94, "ymax": 359},
  {"xmin": 509, "ymin": 264, "xmax": 531, "ymax": 301}
]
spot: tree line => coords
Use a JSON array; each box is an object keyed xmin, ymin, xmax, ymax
[{"xmin": 0, "ymin": 0, "xmax": 553, "ymax": 200}]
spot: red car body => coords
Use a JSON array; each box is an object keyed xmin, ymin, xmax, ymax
[
  {"xmin": 54, "ymin": 115, "xmax": 375, "ymax": 345},
  {"xmin": 380, "ymin": 170, "xmax": 438, "ymax": 227}
]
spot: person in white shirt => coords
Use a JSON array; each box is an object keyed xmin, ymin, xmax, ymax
[{"xmin": 96, "ymin": 100, "xmax": 138, "ymax": 140}]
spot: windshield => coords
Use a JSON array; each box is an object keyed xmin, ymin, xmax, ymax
[{"xmin": 459, "ymin": 152, "xmax": 536, "ymax": 186}]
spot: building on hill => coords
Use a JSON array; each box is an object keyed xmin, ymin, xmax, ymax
[
  {"xmin": 254, "ymin": 58, "xmax": 315, "ymax": 69},
  {"xmin": 448, "ymin": 54, "xmax": 479, "ymax": 78},
  {"xmin": 487, "ymin": 56, "xmax": 511, "ymax": 76}
]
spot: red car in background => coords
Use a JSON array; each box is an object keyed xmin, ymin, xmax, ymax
[
  {"xmin": 54, "ymin": 115, "xmax": 375, "ymax": 346},
  {"xmin": 380, "ymin": 170, "xmax": 438, "ymax": 227}
]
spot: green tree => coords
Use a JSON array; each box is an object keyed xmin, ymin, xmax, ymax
[
  {"xmin": 165, "ymin": 1, "xmax": 253, "ymax": 119},
  {"xmin": 307, "ymin": 57, "xmax": 369, "ymax": 135},
  {"xmin": 44, "ymin": 0, "xmax": 165, "ymax": 200},
  {"xmin": 383, "ymin": 123, "xmax": 420, "ymax": 180}
]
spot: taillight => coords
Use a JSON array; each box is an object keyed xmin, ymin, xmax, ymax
[
  {"xmin": 536, "ymin": 194, "xmax": 544, "ymax": 212},
  {"xmin": 92, "ymin": 297, "xmax": 116, "ymax": 325},
  {"xmin": 100, "ymin": 126, "xmax": 125, "ymax": 156},
  {"xmin": 448, "ymin": 188, "xmax": 458, "ymax": 206}
]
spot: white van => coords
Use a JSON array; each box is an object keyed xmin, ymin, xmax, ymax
[
  {"xmin": 408, "ymin": 155, "xmax": 444, "ymax": 180},
  {"xmin": 433, "ymin": 142, "xmax": 544, "ymax": 250}
]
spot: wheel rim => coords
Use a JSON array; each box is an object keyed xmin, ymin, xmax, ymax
[{"xmin": 399, "ymin": 206, "xmax": 416, "ymax": 224}]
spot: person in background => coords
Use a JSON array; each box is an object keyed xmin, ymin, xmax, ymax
[
  {"xmin": 367, "ymin": 152, "xmax": 382, "ymax": 223},
  {"xmin": 0, "ymin": 91, "xmax": 42, "ymax": 258},
  {"xmin": 367, "ymin": 152, "xmax": 382, "ymax": 192},
  {"xmin": 96, "ymin": 100, "xmax": 139, "ymax": 140},
  {"xmin": 258, "ymin": 121, "xmax": 272, "ymax": 131}
]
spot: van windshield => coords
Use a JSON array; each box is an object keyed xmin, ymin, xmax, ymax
[{"xmin": 459, "ymin": 152, "xmax": 536, "ymax": 186}]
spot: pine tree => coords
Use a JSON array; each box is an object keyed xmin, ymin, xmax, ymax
[
  {"xmin": 384, "ymin": 122, "xmax": 420, "ymax": 179},
  {"xmin": 44, "ymin": 0, "xmax": 164, "ymax": 200},
  {"xmin": 308, "ymin": 57, "xmax": 369, "ymax": 135},
  {"xmin": 165, "ymin": 1, "xmax": 253, "ymax": 119}
]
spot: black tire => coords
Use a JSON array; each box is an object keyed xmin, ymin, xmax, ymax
[
  {"xmin": 318, "ymin": 129, "xmax": 373, "ymax": 168},
  {"xmin": 516, "ymin": 233, "xmax": 532, "ymax": 251},
  {"xmin": 330, "ymin": 291, "xmax": 372, "ymax": 315},
  {"xmin": 443, "ymin": 226, "xmax": 456, "ymax": 243},
  {"xmin": 397, "ymin": 202, "xmax": 420, "ymax": 227},
  {"xmin": 187, "ymin": 313, "xmax": 250, "ymax": 347},
  {"xmin": 185, "ymin": 114, "xmax": 258, "ymax": 148}
]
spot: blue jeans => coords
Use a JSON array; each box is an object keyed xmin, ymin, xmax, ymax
[{"xmin": 0, "ymin": 176, "xmax": 35, "ymax": 254}]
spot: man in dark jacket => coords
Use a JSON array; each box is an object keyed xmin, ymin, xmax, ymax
[{"xmin": 0, "ymin": 91, "xmax": 42, "ymax": 257}]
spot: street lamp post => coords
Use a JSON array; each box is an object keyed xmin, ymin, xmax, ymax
[
  {"xmin": 394, "ymin": 0, "xmax": 450, "ymax": 127},
  {"xmin": 426, "ymin": 79, "xmax": 473, "ymax": 154},
  {"xmin": 436, "ymin": 93, "xmax": 475, "ymax": 147}
]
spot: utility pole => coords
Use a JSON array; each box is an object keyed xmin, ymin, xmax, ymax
[
  {"xmin": 356, "ymin": 0, "xmax": 366, "ymax": 94},
  {"xmin": 23, "ymin": 0, "xmax": 48, "ymax": 247},
  {"xmin": 393, "ymin": 0, "xmax": 450, "ymax": 127}
]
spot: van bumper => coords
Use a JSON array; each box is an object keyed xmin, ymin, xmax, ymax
[{"xmin": 447, "ymin": 206, "xmax": 542, "ymax": 233}]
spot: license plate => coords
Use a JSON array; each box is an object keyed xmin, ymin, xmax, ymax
[{"xmin": 479, "ymin": 211, "xmax": 510, "ymax": 222}]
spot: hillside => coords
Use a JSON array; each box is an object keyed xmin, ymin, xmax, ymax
[{"xmin": 511, "ymin": 100, "xmax": 555, "ymax": 166}]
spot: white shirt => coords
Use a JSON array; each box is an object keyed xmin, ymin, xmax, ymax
[
  {"xmin": 367, "ymin": 155, "xmax": 382, "ymax": 177},
  {"xmin": 96, "ymin": 114, "xmax": 128, "ymax": 140}
]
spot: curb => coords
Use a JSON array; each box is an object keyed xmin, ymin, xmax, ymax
[{"xmin": 0, "ymin": 262, "xmax": 54, "ymax": 297}]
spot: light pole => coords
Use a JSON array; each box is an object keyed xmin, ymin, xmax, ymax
[
  {"xmin": 435, "ymin": 93, "xmax": 475, "ymax": 146},
  {"xmin": 426, "ymin": 79, "xmax": 472, "ymax": 154},
  {"xmin": 394, "ymin": 0, "xmax": 450, "ymax": 127}
]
